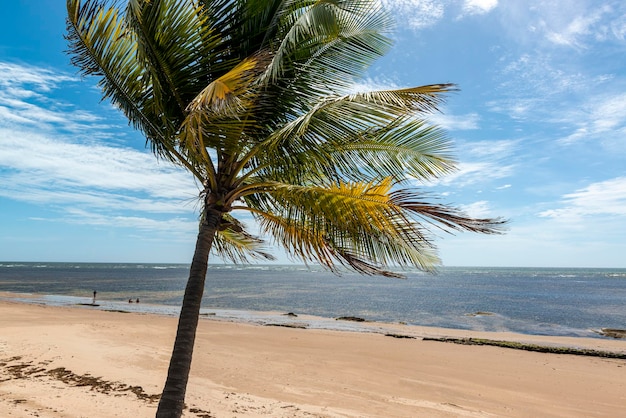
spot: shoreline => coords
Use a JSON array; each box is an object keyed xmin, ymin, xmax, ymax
[
  {"xmin": 2, "ymin": 264, "xmax": 625, "ymax": 340},
  {"xmin": 1, "ymin": 299, "xmax": 626, "ymax": 417},
  {"xmin": 1, "ymin": 290, "xmax": 625, "ymax": 350}
]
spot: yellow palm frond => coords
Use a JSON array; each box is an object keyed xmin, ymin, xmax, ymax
[
  {"xmin": 186, "ymin": 55, "xmax": 261, "ymax": 114},
  {"xmin": 237, "ymin": 178, "xmax": 443, "ymax": 275}
]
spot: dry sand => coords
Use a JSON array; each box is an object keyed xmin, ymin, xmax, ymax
[{"xmin": 1, "ymin": 300, "xmax": 625, "ymax": 418}]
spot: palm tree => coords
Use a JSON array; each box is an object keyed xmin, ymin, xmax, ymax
[{"xmin": 66, "ymin": 0, "xmax": 505, "ymax": 416}]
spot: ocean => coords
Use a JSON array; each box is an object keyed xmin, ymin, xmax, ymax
[{"xmin": 1, "ymin": 262, "xmax": 625, "ymax": 339}]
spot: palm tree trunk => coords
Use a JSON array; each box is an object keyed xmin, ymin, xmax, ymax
[{"xmin": 156, "ymin": 206, "xmax": 221, "ymax": 418}]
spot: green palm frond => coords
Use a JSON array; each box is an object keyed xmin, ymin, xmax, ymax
[
  {"xmin": 238, "ymin": 176, "xmax": 505, "ymax": 274},
  {"xmin": 66, "ymin": 0, "xmax": 204, "ymax": 177},
  {"xmin": 264, "ymin": 0, "xmax": 392, "ymax": 87},
  {"xmin": 326, "ymin": 118, "xmax": 456, "ymax": 182},
  {"xmin": 251, "ymin": 117, "xmax": 455, "ymax": 185},
  {"xmin": 213, "ymin": 214, "xmax": 275, "ymax": 263},
  {"xmin": 262, "ymin": 84, "xmax": 456, "ymax": 152},
  {"xmin": 242, "ymin": 84, "xmax": 457, "ymax": 185},
  {"xmin": 66, "ymin": 0, "xmax": 150, "ymax": 134}
]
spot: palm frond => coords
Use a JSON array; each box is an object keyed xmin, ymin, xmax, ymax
[
  {"xmin": 65, "ymin": 0, "xmax": 202, "ymax": 177},
  {"xmin": 125, "ymin": 0, "xmax": 215, "ymax": 115},
  {"xmin": 325, "ymin": 118, "xmax": 456, "ymax": 182},
  {"xmin": 66, "ymin": 0, "xmax": 153, "ymax": 136},
  {"xmin": 243, "ymin": 84, "xmax": 457, "ymax": 185},
  {"xmin": 390, "ymin": 190, "xmax": 508, "ymax": 234},
  {"xmin": 264, "ymin": 0, "xmax": 393, "ymax": 92},
  {"xmin": 241, "ymin": 178, "xmax": 442, "ymax": 273},
  {"xmin": 255, "ymin": 209, "xmax": 338, "ymax": 270},
  {"xmin": 263, "ymin": 84, "xmax": 456, "ymax": 151},
  {"xmin": 212, "ymin": 214, "xmax": 275, "ymax": 263}
]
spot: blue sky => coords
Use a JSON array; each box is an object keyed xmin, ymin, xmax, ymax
[{"xmin": 1, "ymin": 0, "xmax": 625, "ymax": 267}]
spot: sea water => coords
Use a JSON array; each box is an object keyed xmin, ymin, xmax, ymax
[{"xmin": 1, "ymin": 262, "xmax": 625, "ymax": 338}]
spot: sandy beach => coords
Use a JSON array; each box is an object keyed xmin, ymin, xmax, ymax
[{"xmin": 1, "ymin": 300, "xmax": 625, "ymax": 417}]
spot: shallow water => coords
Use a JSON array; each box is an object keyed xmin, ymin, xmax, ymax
[{"xmin": 1, "ymin": 263, "xmax": 625, "ymax": 338}]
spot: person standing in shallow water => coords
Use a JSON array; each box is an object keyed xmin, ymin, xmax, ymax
[{"xmin": 92, "ymin": 291, "xmax": 97, "ymax": 305}]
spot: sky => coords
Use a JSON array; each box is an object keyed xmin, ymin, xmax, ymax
[{"xmin": 1, "ymin": 0, "xmax": 625, "ymax": 268}]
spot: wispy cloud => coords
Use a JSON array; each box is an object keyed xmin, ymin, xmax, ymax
[
  {"xmin": 0, "ymin": 131, "xmax": 197, "ymax": 203},
  {"xmin": 428, "ymin": 139, "xmax": 518, "ymax": 187},
  {"xmin": 542, "ymin": 4, "xmax": 612, "ymax": 48},
  {"xmin": 498, "ymin": 53, "xmax": 600, "ymax": 96},
  {"xmin": 556, "ymin": 92, "xmax": 626, "ymax": 145},
  {"xmin": 437, "ymin": 161, "xmax": 514, "ymax": 187},
  {"xmin": 489, "ymin": 46, "xmax": 622, "ymax": 146},
  {"xmin": 497, "ymin": 1, "xmax": 626, "ymax": 48},
  {"xmin": 382, "ymin": 0, "xmax": 445, "ymax": 30},
  {"xmin": 382, "ymin": 0, "xmax": 500, "ymax": 31},
  {"xmin": 539, "ymin": 177, "xmax": 626, "ymax": 220},
  {"xmin": 346, "ymin": 76, "xmax": 400, "ymax": 94},
  {"xmin": 0, "ymin": 62, "xmax": 75, "ymax": 92},
  {"xmin": 427, "ymin": 112, "xmax": 480, "ymax": 131},
  {"xmin": 487, "ymin": 1, "xmax": 625, "ymax": 122},
  {"xmin": 461, "ymin": 0, "xmax": 498, "ymax": 16},
  {"xmin": 60, "ymin": 208, "xmax": 198, "ymax": 234},
  {"xmin": 460, "ymin": 200, "xmax": 494, "ymax": 217},
  {"xmin": 464, "ymin": 139, "xmax": 519, "ymax": 158},
  {"xmin": 0, "ymin": 61, "xmax": 199, "ymax": 231}
]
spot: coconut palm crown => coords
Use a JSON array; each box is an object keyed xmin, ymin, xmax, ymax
[{"xmin": 66, "ymin": 0, "xmax": 506, "ymax": 416}]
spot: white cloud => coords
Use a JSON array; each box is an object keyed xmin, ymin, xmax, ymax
[
  {"xmin": 498, "ymin": 1, "xmax": 626, "ymax": 49},
  {"xmin": 346, "ymin": 76, "xmax": 399, "ymax": 94},
  {"xmin": 382, "ymin": 0, "xmax": 445, "ymax": 29},
  {"xmin": 439, "ymin": 217, "xmax": 626, "ymax": 267},
  {"xmin": 427, "ymin": 112, "xmax": 480, "ymax": 130},
  {"xmin": 426, "ymin": 139, "xmax": 517, "ymax": 187},
  {"xmin": 557, "ymin": 92, "xmax": 626, "ymax": 145},
  {"xmin": 61, "ymin": 208, "xmax": 198, "ymax": 234},
  {"xmin": 0, "ymin": 130, "xmax": 197, "ymax": 199},
  {"xmin": 611, "ymin": 14, "xmax": 626, "ymax": 41},
  {"xmin": 460, "ymin": 200, "xmax": 493, "ymax": 217},
  {"xmin": 464, "ymin": 139, "xmax": 518, "ymax": 158},
  {"xmin": 490, "ymin": 48, "xmax": 621, "ymax": 144},
  {"xmin": 462, "ymin": 0, "xmax": 498, "ymax": 16},
  {"xmin": 433, "ymin": 161, "xmax": 514, "ymax": 187},
  {"xmin": 543, "ymin": 5, "xmax": 611, "ymax": 48},
  {"xmin": 539, "ymin": 177, "xmax": 626, "ymax": 220},
  {"xmin": 0, "ymin": 62, "xmax": 75, "ymax": 92},
  {"xmin": 382, "ymin": 0, "xmax": 500, "ymax": 30},
  {"xmin": 498, "ymin": 53, "xmax": 599, "ymax": 97},
  {"xmin": 0, "ymin": 61, "xmax": 200, "ymax": 232}
]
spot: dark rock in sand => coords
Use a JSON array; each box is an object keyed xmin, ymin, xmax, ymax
[
  {"xmin": 464, "ymin": 311, "xmax": 495, "ymax": 317},
  {"xmin": 264, "ymin": 323, "xmax": 307, "ymax": 329},
  {"xmin": 597, "ymin": 328, "xmax": 626, "ymax": 339},
  {"xmin": 283, "ymin": 312, "xmax": 298, "ymax": 317},
  {"xmin": 385, "ymin": 333, "xmax": 416, "ymax": 339},
  {"xmin": 335, "ymin": 316, "xmax": 366, "ymax": 322}
]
